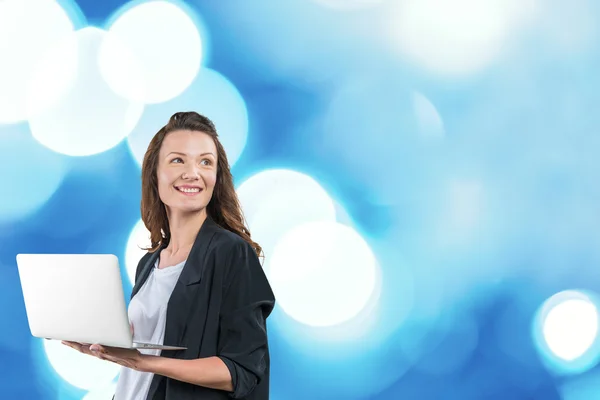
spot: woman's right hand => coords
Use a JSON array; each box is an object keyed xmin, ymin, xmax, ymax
[
  {"xmin": 61, "ymin": 341, "xmax": 95, "ymax": 356},
  {"xmin": 62, "ymin": 323, "xmax": 135, "ymax": 355}
]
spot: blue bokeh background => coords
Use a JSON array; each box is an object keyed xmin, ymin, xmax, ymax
[{"xmin": 3, "ymin": 0, "xmax": 600, "ymax": 399}]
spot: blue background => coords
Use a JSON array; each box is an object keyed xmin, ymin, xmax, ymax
[{"xmin": 3, "ymin": 0, "xmax": 600, "ymax": 399}]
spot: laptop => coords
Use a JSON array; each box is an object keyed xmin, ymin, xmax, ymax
[{"xmin": 16, "ymin": 253, "xmax": 186, "ymax": 351}]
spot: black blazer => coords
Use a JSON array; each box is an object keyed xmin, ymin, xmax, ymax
[{"xmin": 129, "ymin": 216, "xmax": 276, "ymax": 399}]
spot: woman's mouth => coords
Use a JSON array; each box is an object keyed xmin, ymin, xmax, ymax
[{"xmin": 175, "ymin": 186, "xmax": 203, "ymax": 195}]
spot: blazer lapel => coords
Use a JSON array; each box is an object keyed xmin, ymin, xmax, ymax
[
  {"xmin": 164, "ymin": 215, "xmax": 220, "ymax": 344},
  {"xmin": 175, "ymin": 215, "xmax": 219, "ymax": 287},
  {"xmin": 130, "ymin": 248, "xmax": 162, "ymax": 299},
  {"xmin": 146, "ymin": 215, "xmax": 221, "ymax": 399}
]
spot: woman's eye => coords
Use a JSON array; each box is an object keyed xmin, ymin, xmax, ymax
[
  {"xmin": 201, "ymin": 159, "xmax": 212, "ymax": 166},
  {"xmin": 171, "ymin": 157, "xmax": 183, "ymax": 163}
]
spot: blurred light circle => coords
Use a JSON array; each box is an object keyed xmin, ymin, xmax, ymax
[
  {"xmin": 533, "ymin": 290, "xmax": 600, "ymax": 374},
  {"xmin": 101, "ymin": 0, "xmax": 203, "ymax": 104},
  {"xmin": 43, "ymin": 339, "xmax": 120, "ymax": 391},
  {"xmin": 125, "ymin": 219, "xmax": 151, "ymax": 285},
  {"xmin": 270, "ymin": 221, "xmax": 379, "ymax": 327},
  {"xmin": 236, "ymin": 169, "xmax": 337, "ymax": 271},
  {"xmin": 544, "ymin": 298, "xmax": 597, "ymax": 360},
  {"xmin": 272, "ymin": 255, "xmax": 384, "ymax": 344},
  {"xmin": 0, "ymin": 125, "xmax": 67, "ymax": 222},
  {"xmin": 0, "ymin": 0, "xmax": 75, "ymax": 123},
  {"xmin": 389, "ymin": 0, "xmax": 536, "ymax": 76},
  {"xmin": 127, "ymin": 68, "xmax": 248, "ymax": 168},
  {"xmin": 27, "ymin": 26, "xmax": 144, "ymax": 157}
]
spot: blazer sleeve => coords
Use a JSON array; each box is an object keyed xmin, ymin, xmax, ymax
[{"xmin": 217, "ymin": 241, "xmax": 276, "ymax": 399}]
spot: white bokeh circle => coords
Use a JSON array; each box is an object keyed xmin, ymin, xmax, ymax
[
  {"xmin": 389, "ymin": 0, "xmax": 537, "ymax": 76},
  {"xmin": 543, "ymin": 297, "xmax": 598, "ymax": 361},
  {"xmin": 101, "ymin": 0, "xmax": 203, "ymax": 104},
  {"xmin": 269, "ymin": 221, "xmax": 379, "ymax": 327},
  {"xmin": 125, "ymin": 219, "xmax": 152, "ymax": 285},
  {"xmin": 127, "ymin": 68, "xmax": 248, "ymax": 169},
  {"xmin": 0, "ymin": 0, "xmax": 75, "ymax": 123},
  {"xmin": 236, "ymin": 169, "xmax": 337, "ymax": 269},
  {"xmin": 43, "ymin": 339, "xmax": 120, "ymax": 391},
  {"xmin": 27, "ymin": 26, "xmax": 144, "ymax": 156},
  {"xmin": 533, "ymin": 290, "xmax": 600, "ymax": 375}
]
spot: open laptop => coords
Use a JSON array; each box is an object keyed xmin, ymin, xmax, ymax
[{"xmin": 16, "ymin": 253, "xmax": 186, "ymax": 351}]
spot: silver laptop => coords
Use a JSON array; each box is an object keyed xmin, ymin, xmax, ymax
[{"xmin": 16, "ymin": 253, "xmax": 186, "ymax": 351}]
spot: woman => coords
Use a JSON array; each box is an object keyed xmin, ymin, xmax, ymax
[{"xmin": 63, "ymin": 111, "xmax": 276, "ymax": 399}]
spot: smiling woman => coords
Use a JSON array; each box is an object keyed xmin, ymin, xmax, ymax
[
  {"xmin": 62, "ymin": 111, "xmax": 275, "ymax": 400},
  {"xmin": 153, "ymin": 129, "xmax": 218, "ymax": 226}
]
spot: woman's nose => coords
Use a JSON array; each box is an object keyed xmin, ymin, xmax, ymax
[{"xmin": 182, "ymin": 165, "xmax": 200, "ymax": 179}]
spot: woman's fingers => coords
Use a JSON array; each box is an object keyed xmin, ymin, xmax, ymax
[
  {"xmin": 90, "ymin": 344, "xmax": 107, "ymax": 354},
  {"xmin": 61, "ymin": 341, "xmax": 98, "ymax": 357},
  {"xmin": 61, "ymin": 341, "xmax": 83, "ymax": 352}
]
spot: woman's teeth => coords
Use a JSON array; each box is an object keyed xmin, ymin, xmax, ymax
[{"xmin": 178, "ymin": 187, "xmax": 200, "ymax": 193}]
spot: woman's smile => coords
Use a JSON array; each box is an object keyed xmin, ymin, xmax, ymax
[{"xmin": 174, "ymin": 185, "xmax": 203, "ymax": 196}]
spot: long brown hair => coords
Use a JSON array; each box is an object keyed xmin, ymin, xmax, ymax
[{"xmin": 140, "ymin": 111, "xmax": 261, "ymax": 257}]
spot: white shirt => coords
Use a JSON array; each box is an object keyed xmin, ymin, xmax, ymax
[{"xmin": 114, "ymin": 258, "xmax": 186, "ymax": 400}]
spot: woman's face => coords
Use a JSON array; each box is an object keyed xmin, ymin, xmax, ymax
[{"xmin": 156, "ymin": 130, "xmax": 218, "ymax": 215}]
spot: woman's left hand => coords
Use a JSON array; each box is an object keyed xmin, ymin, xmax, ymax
[{"xmin": 61, "ymin": 341, "xmax": 148, "ymax": 371}]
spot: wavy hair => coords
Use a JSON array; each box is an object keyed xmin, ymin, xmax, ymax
[{"xmin": 140, "ymin": 111, "xmax": 261, "ymax": 257}]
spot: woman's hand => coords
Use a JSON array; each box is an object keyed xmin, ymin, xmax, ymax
[{"xmin": 61, "ymin": 341, "xmax": 149, "ymax": 372}]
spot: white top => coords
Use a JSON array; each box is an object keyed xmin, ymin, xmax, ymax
[{"xmin": 114, "ymin": 258, "xmax": 186, "ymax": 400}]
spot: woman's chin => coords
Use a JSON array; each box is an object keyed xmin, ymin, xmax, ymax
[{"xmin": 165, "ymin": 203, "xmax": 207, "ymax": 216}]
